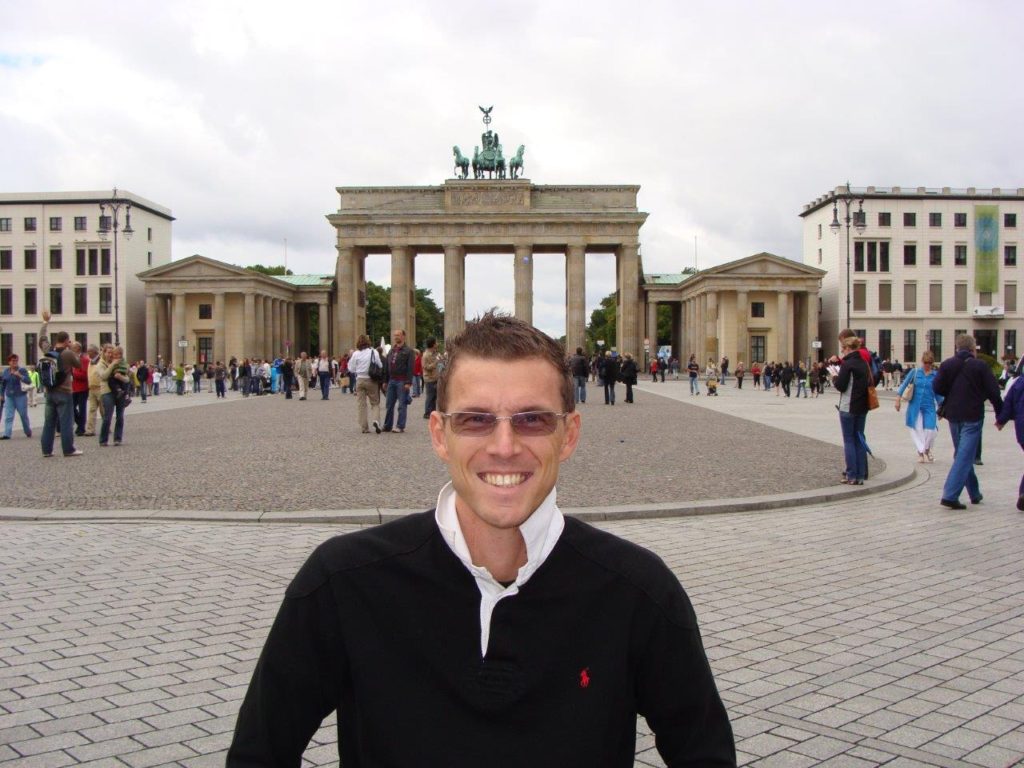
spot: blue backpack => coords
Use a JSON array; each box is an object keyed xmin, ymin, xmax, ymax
[{"xmin": 37, "ymin": 349, "xmax": 66, "ymax": 390}]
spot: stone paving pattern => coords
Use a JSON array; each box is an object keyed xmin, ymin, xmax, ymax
[{"xmin": 1, "ymin": 379, "xmax": 1022, "ymax": 766}]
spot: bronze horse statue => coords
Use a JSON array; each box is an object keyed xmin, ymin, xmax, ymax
[
  {"xmin": 452, "ymin": 146, "xmax": 470, "ymax": 179},
  {"xmin": 509, "ymin": 145, "xmax": 525, "ymax": 179}
]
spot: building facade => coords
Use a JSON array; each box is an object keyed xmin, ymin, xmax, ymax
[
  {"xmin": 802, "ymin": 185, "xmax": 1021, "ymax": 363},
  {"xmin": 0, "ymin": 191, "xmax": 173, "ymax": 363}
]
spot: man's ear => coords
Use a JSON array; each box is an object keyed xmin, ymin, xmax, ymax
[
  {"xmin": 429, "ymin": 411, "xmax": 450, "ymax": 462},
  {"xmin": 559, "ymin": 411, "xmax": 582, "ymax": 462}
]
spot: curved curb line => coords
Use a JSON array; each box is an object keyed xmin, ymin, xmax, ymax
[{"xmin": 0, "ymin": 464, "xmax": 919, "ymax": 525}]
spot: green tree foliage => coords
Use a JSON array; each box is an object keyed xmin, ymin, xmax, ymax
[
  {"xmin": 585, "ymin": 293, "xmax": 616, "ymax": 353},
  {"xmin": 656, "ymin": 304, "xmax": 673, "ymax": 348},
  {"xmin": 245, "ymin": 264, "xmax": 293, "ymax": 276},
  {"xmin": 364, "ymin": 282, "xmax": 445, "ymax": 347}
]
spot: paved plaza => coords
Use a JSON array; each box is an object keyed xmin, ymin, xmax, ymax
[{"xmin": 1, "ymin": 378, "xmax": 1022, "ymax": 766}]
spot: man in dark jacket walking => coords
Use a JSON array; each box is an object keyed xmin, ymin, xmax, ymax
[
  {"xmin": 383, "ymin": 329, "xmax": 415, "ymax": 432},
  {"xmin": 569, "ymin": 347, "xmax": 588, "ymax": 404},
  {"xmin": 602, "ymin": 351, "xmax": 620, "ymax": 405},
  {"xmin": 932, "ymin": 334, "xmax": 1004, "ymax": 510}
]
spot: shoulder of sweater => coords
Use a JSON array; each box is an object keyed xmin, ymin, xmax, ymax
[
  {"xmin": 559, "ymin": 517, "xmax": 697, "ymax": 628},
  {"xmin": 286, "ymin": 510, "xmax": 439, "ymax": 598}
]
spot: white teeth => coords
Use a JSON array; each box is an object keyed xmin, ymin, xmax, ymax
[{"xmin": 482, "ymin": 473, "xmax": 526, "ymax": 487}]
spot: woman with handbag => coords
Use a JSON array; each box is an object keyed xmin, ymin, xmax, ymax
[
  {"xmin": 349, "ymin": 335, "xmax": 383, "ymax": 434},
  {"xmin": 834, "ymin": 330, "xmax": 870, "ymax": 485},
  {"xmin": 895, "ymin": 351, "xmax": 942, "ymax": 463}
]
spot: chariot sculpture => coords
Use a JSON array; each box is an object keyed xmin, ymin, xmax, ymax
[{"xmin": 451, "ymin": 106, "xmax": 525, "ymax": 180}]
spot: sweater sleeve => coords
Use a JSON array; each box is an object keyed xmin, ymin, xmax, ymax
[
  {"xmin": 227, "ymin": 550, "xmax": 345, "ymax": 767},
  {"xmin": 636, "ymin": 582, "xmax": 736, "ymax": 766}
]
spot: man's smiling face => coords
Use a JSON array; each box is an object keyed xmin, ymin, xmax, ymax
[{"xmin": 429, "ymin": 355, "xmax": 580, "ymax": 534}]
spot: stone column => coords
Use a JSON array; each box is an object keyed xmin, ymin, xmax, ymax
[
  {"xmin": 735, "ymin": 290, "xmax": 748, "ymax": 366},
  {"xmin": 214, "ymin": 292, "xmax": 226, "ymax": 364},
  {"xmin": 244, "ymin": 293, "xmax": 255, "ymax": 357},
  {"xmin": 444, "ymin": 245, "xmax": 465, "ymax": 341},
  {"xmin": 390, "ymin": 246, "xmax": 411, "ymax": 340},
  {"xmin": 646, "ymin": 300, "xmax": 658, "ymax": 350},
  {"xmin": 254, "ymin": 295, "xmax": 264, "ymax": 358},
  {"xmin": 565, "ymin": 244, "xmax": 586, "ymax": 353},
  {"xmin": 514, "ymin": 244, "xmax": 533, "ymax": 325},
  {"xmin": 617, "ymin": 243, "xmax": 640, "ymax": 355},
  {"xmin": 776, "ymin": 291, "xmax": 790, "ymax": 362},
  {"xmin": 407, "ymin": 250, "xmax": 417, "ymax": 349},
  {"xmin": 172, "ymin": 293, "xmax": 186, "ymax": 365},
  {"xmin": 271, "ymin": 298, "xmax": 281, "ymax": 358},
  {"xmin": 263, "ymin": 297, "xmax": 273, "ymax": 359},
  {"xmin": 286, "ymin": 301, "xmax": 295, "ymax": 356},
  {"xmin": 145, "ymin": 294, "xmax": 158, "ymax": 363},
  {"xmin": 336, "ymin": 246, "xmax": 356, "ymax": 352},
  {"xmin": 805, "ymin": 291, "xmax": 819, "ymax": 362},
  {"xmin": 317, "ymin": 302, "xmax": 329, "ymax": 354}
]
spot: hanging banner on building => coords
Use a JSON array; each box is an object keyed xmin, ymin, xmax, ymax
[{"xmin": 974, "ymin": 205, "xmax": 999, "ymax": 293}]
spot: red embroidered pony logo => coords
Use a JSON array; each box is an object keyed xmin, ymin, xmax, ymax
[{"xmin": 579, "ymin": 668, "xmax": 591, "ymax": 688}]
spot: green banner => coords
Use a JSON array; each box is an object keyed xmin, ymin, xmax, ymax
[{"xmin": 974, "ymin": 205, "xmax": 999, "ymax": 293}]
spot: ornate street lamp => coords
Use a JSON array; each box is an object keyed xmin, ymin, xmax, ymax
[
  {"xmin": 829, "ymin": 181, "xmax": 866, "ymax": 330},
  {"xmin": 97, "ymin": 188, "xmax": 134, "ymax": 347}
]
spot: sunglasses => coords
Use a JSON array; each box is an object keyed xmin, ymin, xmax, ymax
[{"xmin": 440, "ymin": 411, "xmax": 568, "ymax": 436}]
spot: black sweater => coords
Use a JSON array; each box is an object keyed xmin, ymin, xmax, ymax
[{"xmin": 228, "ymin": 511, "xmax": 735, "ymax": 767}]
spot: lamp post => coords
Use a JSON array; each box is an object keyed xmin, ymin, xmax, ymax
[
  {"xmin": 97, "ymin": 188, "xmax": 134, "ymax": 348},
  {"xmin": 829, "ymin": 182, "xmax": 866, "ymax": 330}
]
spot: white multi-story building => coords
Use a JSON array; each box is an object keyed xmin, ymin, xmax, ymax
[
  {"xmin": 801, "ymin": 185, "xmax": 1021, "ymax": 364},
  {"xmin": 0, "ymin": 191, "xmax": 173, "ymax": 364}
]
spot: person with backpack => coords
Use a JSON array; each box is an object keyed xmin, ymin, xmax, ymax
[
  {"xmin": 37, "ymin": 311, "xmax": 83, "ymax": 457},
  {"xmin": 1, "ymin": 353, "xmax": 32, "ymax": 440}
]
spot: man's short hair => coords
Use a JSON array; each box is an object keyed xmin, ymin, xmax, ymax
[
  {"xmin": 955, "ymin": 334, "xmax": 976, "ymax": 352},
  {"xmin": 55, "ymin": 331, "xmax": 69, "ymax": 344},
  {"xmin": 437, "ymin": 310, "xmax": 573, "ymax": 413},
  {"xmin": 576, "ymin": 346, "xmax": 583, "ymax": 355},
  {"xmin": 425, "ymin": 337, "xmax": 436, "ymax": 349}
]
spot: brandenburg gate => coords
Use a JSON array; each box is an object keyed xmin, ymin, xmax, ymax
[{"xmin": 328, "ymin": 179, "xmax": 648, "ymax": 353}]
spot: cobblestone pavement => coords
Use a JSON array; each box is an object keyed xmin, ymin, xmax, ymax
[{"xmin": 1, "ymin": 379, "xmax": 1022, "ymax": 767}]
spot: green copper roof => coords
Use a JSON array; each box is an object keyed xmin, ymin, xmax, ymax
[
  {"xmin": 645, "ymin": 272, "xmax": 697, "ymax": 285},
  {"xmin": 272, "ymin": 274, "xmax": 333, "ymax": 286}
]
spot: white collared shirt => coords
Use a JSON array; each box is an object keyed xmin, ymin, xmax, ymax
[{"xmin": 434, "ymin": 481, "xmax": 565, "ymax": 658}]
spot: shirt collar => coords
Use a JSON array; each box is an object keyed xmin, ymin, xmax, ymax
[{"xmin": 434, "ymin": 481, "xmax": 564, "ymax": 588}]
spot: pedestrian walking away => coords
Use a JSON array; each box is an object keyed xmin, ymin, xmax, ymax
[{"xmin": 227, "ymin": 311, "xmax": 735, "ymax": 767}]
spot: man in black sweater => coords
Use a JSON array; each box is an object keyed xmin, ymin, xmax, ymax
[{"xmin": 228, "ymin": 312, "xmax": 735, "ymax": 767}]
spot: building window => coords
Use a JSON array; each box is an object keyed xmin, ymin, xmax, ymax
[
  {"xmin": 853, "ymin": 282, "xmax": 866, "ymax": 312},
  {"xmin": 147, "ymin": 227, "xmax": 153, "ymax": 242},
  {"xmin": 147, "ymin": 251, "xmax": 152, "ymax": 266},
  {"xmin": 954, "ymin": 212, "xmax": 967, "ymax": 228},
  {"xmin": 904, "ymin": 282, "xmax": 917, "ymax": 312},
  {"xmin": 198, "ymin": 336, "xmax": 213, "ymax": 364},
  {"xmin": 854, "ymin": 329, "xmax": 867, "ymax": 345},
  {"xmin": 49, "ymin": 249, "xmax": 62, "ymax": 270},
  {"xmin": 24, "ymin": 333, "xmax": 37, "ymax": 366},
  {"xmin": 76, "ymin": 249, "xmax": 86, "ymax": 276},
  {"xmin": 0, "ymin": 249, "xmax": 11, "ymax": 270},
  {"xmin": 99, "ymin": 286, "xmax": 112, "ymax": 314},
  {"xmin": 751, "ymin": 302, "xmax": 765, "ymax": 318},
  {"xmin": 87, "ymin": 248, "xmax": 98, "ymax": 276},
  {"xmin": 929, "ymin": 212, "xmax": 942, "ymax": 227},
  {"xmin": 929, "ymin": 283, "xmax": 942, "ymax": 311},
  {"xmin": 74, "ymin": 332, "xmax": 87, "ymax": 349},
  {"xmin": 929, "ymin": 244, "xmax": 942, "ymax": 266},
  {"xmin": 24, "ymin": 287, "xmax": 36, "ymax": 315},
  {"xmin": 1007, "ymin": 329, "xmax": 1018, "ymax": 357},
  {"xmin": 904, "ymin": 329, "xmax": 917, "ymax": 362},
  {"xmin": 979, "ymin": 291, "xmax": 992, "ymax": 306},
  {"xmin": 198, "ymin": 303, "xmax": 213, "ymax": 320},
  {"xmin": 878, "ymin": 329, "xmax": 892, "ymax": 360},
  {"xmin": 904, "ymin": 212, "xmax": 916, "ymax": 227},
  {"xmin": 1005, "ymin": 245, "xmax": 1017, "ymax": 266},
  {"xmin": 24, "ymin": 217, "xmax": 36, "ymax": 232},
  {"xmin": 954, "ymin": 283, "xmax": 967, "ymax": 312},
  {"xmin": 0, "ymin": 218, "xmax": 10, "ymax": 232},
  {"xmin": 100, "ymin": 248, "xmax": 110, "ymax": 276},
  {"xmin": 0, "ymin": 334, "xmax": 10, "ymax": 362},
  {"xmin": 74, "ymin": 286, "xmax": 87, "ymax": 315},
  {"xmin": 954, "ymin": 244, "xmax": 967, "ymax": 266},
  {"xmin": 1005, "ymin": 213, "xmax": 1017, "ymax": 228},
  {"xmin": 903, "ymin": 243, "xmax": 917, "ymax": 266},
  {"xmin": 0, "ymin": 287, "xmax": 11, "ymax": 315},
  {"xmin": 879, "ymin": 282, "xmax": 892, "ymax": 312},
  {"xmin": 98, "ymin": 215, "xmax": 111, "ymax": 232},
  {"xmin": 750, "ymin": 335, "xmax": 766, "ymax": 363},
  {"xmin": 853, "ymin": 241, "xmax": 890, "ymax": 272},
  {"xmin": 927, "ymin": 330, "xmax": 943, "ymax": 359},
  {"xmin": 49, "ymin": 286, "xmax": 62, "ymax": 314},
  {"xmin": 878, "ymin": 212, "xmax": 891, "ymax": 227},
  {"xmin": 23, "ymin": 249, "xmax": 37, "ymax": 270},
  {"xmin": 99, "ymin": 332, "xmax": 112, "ymax": 347},
  {"xmin": 1006, "ymin": 283, "xmax": 1017, "ymax": 313},
  {"xmin": 74, "ymin": 216, "xmax": 87, "ymax": 231},
  {"xmin": 49, "ymin": 216, "xmax": 62, "ymax": 232},
  {"xmin": 854, "ymin": 242, "xmax": 864, "ymax": 272},
  {"xmin": 817, "ymin": 248, "xmax": 821, "ymax": 265}
]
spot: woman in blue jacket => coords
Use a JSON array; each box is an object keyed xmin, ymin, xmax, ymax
[{"xmin": 895, "ymin": 351, "xmax": 943, "ymax": 463}]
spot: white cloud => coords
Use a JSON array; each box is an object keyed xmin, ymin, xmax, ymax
[{"xmin": 3, "ymin": 0, "xmax": 1024, "ymax": 336}]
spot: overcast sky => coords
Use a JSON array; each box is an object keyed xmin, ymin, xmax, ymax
[{"xmin": 3, "ymin": 0, "xmax": 1023, "ymax": 338}]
